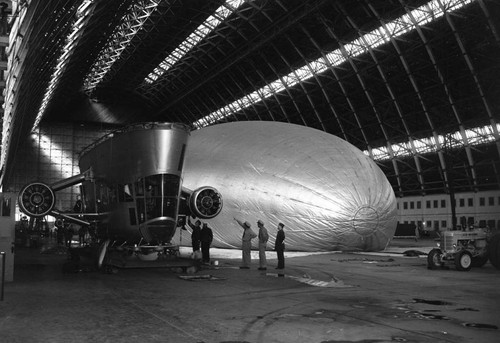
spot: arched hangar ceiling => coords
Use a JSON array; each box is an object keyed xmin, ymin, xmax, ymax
[{"xmin": 1, "ymin": 0, "xmax": 499, "ymax": 197}]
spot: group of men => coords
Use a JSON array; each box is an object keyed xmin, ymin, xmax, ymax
[
  {"xmin": 187, "ymin": 215, "xmax": 285, "ymax": 270},
  {"xmin": 234, "ymin": 218, "xmax": 285, "ymax": 270},
  {"xmin": 187, "ymin": 217, "xmax": 214, "ymax": 264}
]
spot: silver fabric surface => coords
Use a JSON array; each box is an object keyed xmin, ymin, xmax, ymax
[{"xmin": 181, "ymin": 121, "xmax": 397, "ymax": 252}]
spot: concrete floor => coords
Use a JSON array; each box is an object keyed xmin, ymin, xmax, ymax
[{"xmin": 1, "ymin": 238, "xmax": 499, "ymax": 343}]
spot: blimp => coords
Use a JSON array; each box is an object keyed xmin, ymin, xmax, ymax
[
  {"xmin": 177, "ymin": 121, "xmax": 397, "ymax": 252},
  {"xmin": 17, "ymin": 121, "xmax": 397, "ymax": 269}
]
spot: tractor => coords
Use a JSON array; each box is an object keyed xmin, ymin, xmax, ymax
[{"xmin": 427, "ymin": 228, "xmax": 494, "ymax": 271}]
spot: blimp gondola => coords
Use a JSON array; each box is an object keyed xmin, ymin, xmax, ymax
[{"xmin": 18, "ymin": 123, "xmax": 223, "ymax": 270}]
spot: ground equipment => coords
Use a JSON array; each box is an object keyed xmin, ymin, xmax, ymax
[{"xmin": 427, "ymin": 229, "xmax": 489, "ymax": 271}]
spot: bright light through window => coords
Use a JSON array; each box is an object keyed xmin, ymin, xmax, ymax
[
  {"xmin": 32, "ymin": 0, "xmax": 96, "ymax": 131},
  {"xmin": 35, "ymin": 134, "xmax": 75, "ymax": 178},
  {"xmin": 367, "ymin": 124, "xmax": 499, "ymax": 161},
  {"xmin": 144, "ymin": 0, "xmax": 245, "ymax": 84},
  {"xmin": 83, "ymin": 0, "xmax": 161, "ymax": 91}
]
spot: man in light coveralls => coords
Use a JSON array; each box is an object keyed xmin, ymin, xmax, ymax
[{"xmin": 257, "ymin": 219, "xmax": 269, "ymax": 270}]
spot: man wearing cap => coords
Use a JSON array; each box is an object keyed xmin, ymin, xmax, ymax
[
  {"xmin": 187, "ymin": 217, "xmax": 202, "ymax": 256},
  {"xmin": 275, "ymin": 223, "xmax": 285, "ymax": 270},
  {"xmin": 257, "ymin": 220, "xmax": 269, "ymax": 270},
  {"xmin": 200, "ymin": 222, "xmax": 213, "ymax": 264},
  {"xmin": 234, "ymin": 218, "xmax": 257, "ymax": 269}
]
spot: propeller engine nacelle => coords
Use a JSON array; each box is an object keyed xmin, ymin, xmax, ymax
[
  {"xmin": 18, "ymin": 182, "xmax": 56, "ymax": 217},
  {"xmin": 188, "ymin": 186, "xmax": 223, "ymax": 219}
]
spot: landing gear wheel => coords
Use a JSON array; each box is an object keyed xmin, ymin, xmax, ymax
[
  {"xmin": 427, "ymin": 248, "xmax": 443, "ymax": 269},
  {"xmin": 455, "ymin": 251, "xmax": 472, "ymax": 271}
]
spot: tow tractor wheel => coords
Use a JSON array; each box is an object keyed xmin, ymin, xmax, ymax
[
  {"xmin": 455, "ymin": 250, "xmax": 472, "ymax": 271},
  {"xmin": 427, "ymin": 248, "xmax": 444, "ymax": 270}
]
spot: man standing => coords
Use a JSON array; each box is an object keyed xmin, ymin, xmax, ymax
[
  {"xmin": 187, "ymin": 217, "xmax": 201, "ymax": 256},
  {"xmin": 234, "ymin": 218, "xmax": 257, "ymax": 269},
  {"xmin": 200, "ymin": 223, "xmax": 213, "ymax": 264},
  {"xmin": 275, "ymin": 223, "xmax": 285, "ymax": 270},
  {"xmin": 257, "ymin": 220, "xmax": 269, "ymax": 270}
]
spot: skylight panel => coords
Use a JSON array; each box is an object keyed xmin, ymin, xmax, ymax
[
  {"xmin": 194, "ymin": 0, "xmax": 476, "ymax": 129},
  {"xmin": 143, "ymin": 0, "xmax": 246, "ymax": 84},
  {"xmin": 83, "ymin": 0, "xmax": 161, "ymax": 91},
  {"xmin": 364, "ymin": 124, "xmax": 499, "ymax": 161},
  {"xmin": 31, "ymin": 0, "xmax": 96, "ymax": 131}
]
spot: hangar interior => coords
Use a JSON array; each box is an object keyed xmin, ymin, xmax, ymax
[
  {"xmin": 0, "ymin": 2, "xmax": 499, "ymax": 342},
  {"xmin": 0, "ymin": 0, "xmax": 498, "ymax": 215}
]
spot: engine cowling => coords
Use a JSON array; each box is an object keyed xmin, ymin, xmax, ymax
[
  {"xmin": 188, "ymin": 186, "xmax": 223, "ymax": 219},
  {"xmin": 18, "ymin": 182, "xmax": 56, "ymax": 217}
]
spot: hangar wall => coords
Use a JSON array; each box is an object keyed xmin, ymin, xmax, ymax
[
  {"xmin": 396, "ymin": 190, "xmax": 500, "ymax": 232},
  {"xmin": 5, "ymin": 123, "xmax": 110, "ymax": 220}
]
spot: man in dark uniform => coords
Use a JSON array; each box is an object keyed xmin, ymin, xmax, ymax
[
  {"xmin": 274, "ymin": 223, "xmax": 285, "ymax": 269},
  {"xmin": 200, "ymin": 222, "xmax": 213, "ymax": 264},
  {"xmin": 187, "ymin": 217, "xmax": 202, "ymax": 255}
]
